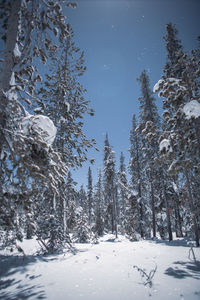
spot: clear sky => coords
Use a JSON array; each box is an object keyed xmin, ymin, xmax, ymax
[{"xmin": 66, "ymin": 0, "xmax": 200, "ymax": 188}]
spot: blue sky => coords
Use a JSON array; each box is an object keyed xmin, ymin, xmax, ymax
[{"xmin": 66, "ymin": 0, "xmax": 200, "ymax": 188}]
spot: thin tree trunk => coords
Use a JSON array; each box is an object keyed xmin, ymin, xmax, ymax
[
  {"xmin": 185, "ymin": 170, "xmax": 199, "ymax": 247},
  {"xmin": 0, "ymin": 0, "xmax": 21, "ymax": 205},
  {"xmin": 174, "ymin": 198, "xmax": 183, "ymax": 238},
  {"xmin": 138, "ymin": 181, "xmax": 144, "ymax": 238},
  {"xmin": 0, "ymin": 0, "xmax": 21, "ymax": 127},
  {"xmin": 162, "ymin": 177, "xmax": 173, "ymax": 241},
  {"xmin": 53, "ymin": 193, "xmax": 56, "ymax": 211},
  {"xmin": 150, "ymin": 180, "xmax": 156, "ymax": 238},
  {"xmin": 114, "ymin": 186, "xmax": 118, "ymax": 239},
  {"xmin": 135, "ymin": 131, "xmax": 144, "ymax": 238},
  {"xmin": 63, "ymin": 196, "xmax": 67, "ymax": 238}
]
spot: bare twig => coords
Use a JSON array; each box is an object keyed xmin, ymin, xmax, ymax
[
  {"xmin": 133, "ymin": 263, "xmax": 157, "ymax": 288},
  {"xmin": 188, "ymin": 246, "xmax": 196, "ymax": 262}
]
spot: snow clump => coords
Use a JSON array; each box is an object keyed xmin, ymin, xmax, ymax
[
  {"xmin": 183, "ymin": 100, "xmax": 200, "ymax": 119},
  {"xmin": 159, "ymin": 139, "xmax": 172, "ymax": 153},
  {"xmin": 9, "ymin": 72, "xmax": 16, "ymax": 86},
  {"xmin": 21, "ymin": 114, "xmax": 57, "ymax": 145}
]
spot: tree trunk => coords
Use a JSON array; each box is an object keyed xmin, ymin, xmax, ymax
[
  {"xmin": 63, "ymin": 196, "xmax": 67, "ymax": 238},
  {"xmin": 0, "ymin": 0, "xmax": 21, "ymax": 135},
  {"xmin": 53, "ymin": 193, "xmax": 56, "ymax": 211},
  {"xmin": 0, "ymin": 0, "xmax": 21, "ymax": 203},
  {"xmin": 138, "ymin": 181, "xmax": 144, "ymax": 238},
  {"xmin": 162, "ymin": 177, "xmax": 173, "ymax": 241},
  {"xmin": 185, "ymin": 170, "xmax": 199, "ymax": 247},
  {"xmin": 114, "ymin": 186, "xmax": 118, "ymax": 239},
  {"xmin": 0, "ymin": 0, "xmax": 21, "ymax": 91},
  {"xmin": 0, "ymin": 0, "xmax": 21, "ymax": 121},
  {"xmin": 174, "ymin": 198, "xmax": 183, "ymax": 238},
  {"xmin": 151, "ymin": 181, "xmax": 156, "ymax": 238}
]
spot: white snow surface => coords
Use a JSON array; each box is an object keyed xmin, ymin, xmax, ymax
[
  {"xmin": 0, "ymin": 234, "xmax": 200, "ymax": 300},
  {"xmin": 159, "ymin": 139, "xmax": 172, "ymax": 153},
  {"xmin": 21, "ymin": 114, "xmax": 57, "ymax": 145},
  {"xmin": 183, "ymin": 100, "xmax": 200, "ymax": 119}
]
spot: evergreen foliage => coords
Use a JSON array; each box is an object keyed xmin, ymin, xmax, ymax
[
  {"xmin": 0, "ymin": 4, "xmax": 199, "ymax": 252},
  {"xmin": 0, "ymin": 0, "xmax": 95, "ymax": 251}
]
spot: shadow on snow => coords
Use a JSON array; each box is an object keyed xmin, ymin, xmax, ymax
[
  {"xmin": 165, "ymin": 260, "xmax": 200, "ymax": 280},
  {"xmin": 147, "ymin": 237, "xmax": 195, "ymax": 248},
  {"xmin": 0, "ymin": 254, "xmax": 46, "ymax": 299}
]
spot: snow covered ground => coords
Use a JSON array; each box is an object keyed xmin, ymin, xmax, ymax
[{"xmin": 0, "ymin": 234, "xmax": 200, "ymax": 300}]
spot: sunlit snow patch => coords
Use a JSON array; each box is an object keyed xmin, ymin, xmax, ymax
[
  {"xmin": 183, "ymin": 100, "xmax": 200, "ymax": 119},
  {"xmin": 21, "ymin": 114, "xmax": 57, "ymax": 145}
]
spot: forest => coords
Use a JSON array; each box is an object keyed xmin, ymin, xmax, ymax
[{"xmin": 0, "ymin": 0, "xmax": 200, "ymax": 257}]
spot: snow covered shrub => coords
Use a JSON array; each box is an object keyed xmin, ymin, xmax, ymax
[
  {"xmin": 36, "ymin": 213, "xmax": 65, "ymax": 254},
  {"xmin": 72, "ymin": 208, "xmax": 91, "ymax": 243}
]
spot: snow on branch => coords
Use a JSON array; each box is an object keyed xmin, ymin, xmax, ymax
[
  {"xmin": 13, "ymin": 43, "xmax": 21, "ymax": 58},
  {"xmin": 153, "ymin": 79, "xmax": 164, "ymax": 93},
  {"xmin": 153, "ymin": 78, "xmax": 186, "ymax": 94}
]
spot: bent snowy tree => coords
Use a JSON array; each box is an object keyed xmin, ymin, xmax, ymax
[{"xmin": 0, "ymin": 0, "xmax": 94, "ymax": 251}]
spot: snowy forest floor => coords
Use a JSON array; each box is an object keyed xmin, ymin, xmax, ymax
[{"xmin": 0, "ymin": 234, "xmax": 200, "ymax": 300}]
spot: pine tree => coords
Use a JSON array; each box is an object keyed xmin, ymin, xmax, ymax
[
  {"xmin": 118, "ymin": 152, "xmax": 128, "ymax": 231},
  {"xmin": 0, "ymin": 1, "xmax": 95, "ymax": 251},
  {"xmin": 72, "ymin": 207, "xmax": 91, "ymax": 243},
  {"xmin": 163, "ymin": 23, "xmax": 184, "ymax": 79},
  {"xmin": 0, "ymin": 0, "xmax": 76, "ymax": 247},
  {"xmin": 103, "ymin": 134, "xmax": 118, "ymax": 237},
  {"xmin": 78, "ymin": 185, "xmax": 87, "ymax": 212},
  {"xmin": 36, "ymin": 23, "xmax": 95, "ymax": 168},
  {"xmin": 65, "ymin": 171, "xmax": 77, "ymax": 232},
  {"xmin": 129, "ymin": 114, "xmax": 144, "ymax": 238},
  {"xmin": 94, "ymin": 169, "xmax": 104, "ymax": 236},
  {"xmin": 137, "ymin": 70, "xmax": 160, "ymax": 238},
  {"xmin": 154, "ymin": 25, "xmax": 200, "ymax": 245},
  {"xmin": 87, "ymin": 167, "xmax": 93, "ymax": 226}
]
